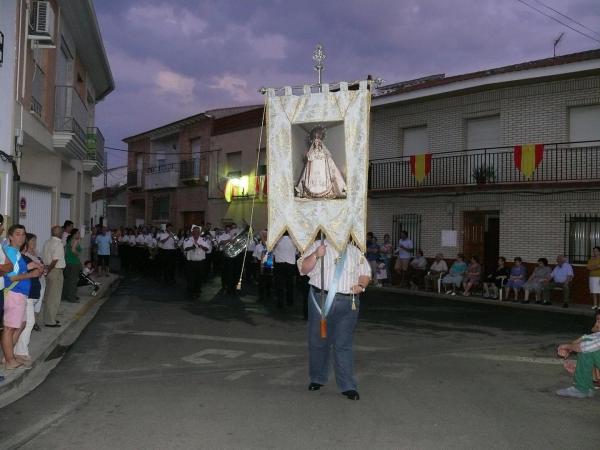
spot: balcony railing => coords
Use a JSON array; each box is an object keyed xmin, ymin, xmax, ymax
[
  {"xmin": 30, "ymin": 63, "xmax": 45, "ymax": 117},
  {"xmin": 86, "ymin": 127, "xmax": 105, "ymax": 165},
  {"xmin": 54, "ymin": 85, "xmax": 88, "ymax": 143},
  {"xmin": 369, "ymin": 141, "xmax": 600, "ymax": 192},
  {"xmin": 180, "ymin": 157, "xmax": 208, "ymax": 185},
  {"xmin": 145, "ymin": 163, "xmax": 179, "ymax": 190}
]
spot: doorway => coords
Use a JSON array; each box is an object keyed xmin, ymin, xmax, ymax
[{"xmin": 463, "ymin": 211, "xmax": 500, "ymax": 274}]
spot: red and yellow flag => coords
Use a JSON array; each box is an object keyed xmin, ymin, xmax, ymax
[
  {"xmin": 409, "ymin": 153, "xmax": 432, "ymax": 183},
  {"xmin": 514, "ymin": 144, "xmax": 544, "ymax": 178}
]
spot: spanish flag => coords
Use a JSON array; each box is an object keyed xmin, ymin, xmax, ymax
[
  {"xmin": 514, "ymin": 144, "xmax": 544, "ymax": 178},
  {"xmin": 410, "ymin": 153, "xmax": 432, "ymax": 183}
]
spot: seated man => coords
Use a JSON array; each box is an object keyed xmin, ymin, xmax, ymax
[
  {"xmin": 542, "ymin": 255, "xmax": 574, "ymax": 308},
  {"xmin": 408, "ymin": 249, "xmax": 427, "ymax": 290},
  {"xmin": 556, "ymin": 311, "xmax": 600, "ymax": 398},
  {"xmin": 424, "ymin": 253, "xmax": 448, "ymax": 292}
]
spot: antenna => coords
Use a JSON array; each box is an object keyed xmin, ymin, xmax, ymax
[{"xmin": 553, "ymin": 32, "xmax": 564, "ymax": 57}]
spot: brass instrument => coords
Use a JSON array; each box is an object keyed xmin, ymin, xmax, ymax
[{"xmin": 223, "ymin": 227, "xmax": 251, "ymax": 258}]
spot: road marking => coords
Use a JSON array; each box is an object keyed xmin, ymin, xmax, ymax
[
  {"xmin": 251, "ymin": 352, "xmax": 297, "ymax": 360},
  {"xmin": 113, "ymin": 330, "xmax": 388, "ymax": 352},
  {"xmin": 270, "ymin": 367, "xmax": 304, "ymax": 386},
  {"xmin": 450, "ymin": 353, "xmax": 563, "ymax": 365},
  {"xmin": 225, "ymin": 370, "xmax": 252, "ymax": 381},
  {"xmin": 182, "ymin": 349, "xmax": 245, "ymax": 365}
]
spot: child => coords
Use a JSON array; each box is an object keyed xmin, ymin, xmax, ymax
[
  {"xmin": 83, "ymin": 260, "xmax": 94, "ymax": 277},
  {"xmin": 376, "ymin": 260, "xmax": 388, "ymax": 287}
]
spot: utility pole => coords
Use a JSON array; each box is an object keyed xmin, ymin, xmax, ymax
[{"xmin": 102, "ymin": 151, "xmax": 107, "ymax": 227}]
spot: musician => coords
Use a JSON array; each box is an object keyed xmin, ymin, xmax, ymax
[
  {"xmin": 134, "ymin": 228, "xmax": 147, "ymax": 272},
  {"xmin": 252, "ymin": 230, "xmax": 272, "ymax": 303},
  {"xmin": 216, "ymin": 225, "xmax": 232, "ymax": 292},
  {"xmin": 118, "ymin": 229, "xmax": 131, "ymax": 271},
  {"xmin": 298, "ymin": 239, "xmax": 371, "ymax": 401},
  {"xmin": 157, "ymin": 223, "xmax": 178, "ymax": 285},
  {"xmin": 273, "ymin": 232, "xmax": 297, "ymax": 309},
  {"xmin": 182, "ymin": 225, "xmax": 210, "ymax": 298}
]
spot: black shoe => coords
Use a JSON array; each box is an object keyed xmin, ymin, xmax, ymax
[
  {"xmin": 44, "ymin": 323, "xmax": 61, "ymax": 328},
  {"xmin": 342, "ymin": 390, "xmax": 360, "ymax": 400},
  {"xmin": 308, "ymin": 383, "xmax": 323, "ymax": 391},
  {"xmin": 521, "ymin": 300, "xmax": 529, "ymax": 304},
  {"xmin": 33, "ymin": 323, "xmax": 41, "ymax": 332},
  {"xmin": 535, "ymin": 300, "xmax": 542, "ymax": 304},
  {"xmin": 562, "ymin": 303, "xmax": 569, "ymax": 308}
]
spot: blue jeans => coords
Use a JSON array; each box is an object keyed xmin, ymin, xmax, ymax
[{"xmin": 308, "ymin": 287, "xmax": 360, "ymax": 392}]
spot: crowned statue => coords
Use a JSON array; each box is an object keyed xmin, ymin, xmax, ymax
[{"xmin": 295, "ymin": 126, "xmax": 347, "ymax": 199}]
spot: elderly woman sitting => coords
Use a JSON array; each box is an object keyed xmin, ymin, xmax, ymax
[
  {"xmin": 462, "ymin": 256, "xmax": 482, "ymax": 297},
  {"xmin": 504, "ymin": 257, "xmax": 527, "ymax": 302},
  {"xmin": 442, "ymin": 254, "xmax": 467, "ymax": 295},
  {"xmin": 483, "ymin": 257, "xmax": 510, "ymax": 300},
  {"xmin": 522, "ymin": 258, "xmax": 551, "ymax": 304}
]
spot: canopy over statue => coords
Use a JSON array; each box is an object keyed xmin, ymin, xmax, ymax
[{"xmin": 264, "ymin": 81, "xmax": 371, "ymax": 253}]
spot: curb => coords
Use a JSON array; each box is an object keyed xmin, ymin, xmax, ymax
[
  {"xmin": 372, "ymin": 285, "xmax": 597, "ymax": 317},
  {"xmin": 0, "ymin": 276, "xmax": 122, "ymax": 405}
]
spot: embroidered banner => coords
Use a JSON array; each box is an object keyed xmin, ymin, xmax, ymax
[
  {"xmin": 264, "ymin": 81, "xmax": 371, "ymax": 253},
  {"xmin": 514, "ymin": 144, "xmax": 544, "ymax": 178},
  {"xmin": 409, "ymin": 153, "xmax": 432, "ymax": 183}
]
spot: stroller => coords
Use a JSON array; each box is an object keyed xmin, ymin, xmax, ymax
[{"xmin": 78, "ymin": 271, "xmax": 101, "ymax": 296}]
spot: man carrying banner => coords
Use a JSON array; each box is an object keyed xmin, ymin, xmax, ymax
[{"xmin": 298, "ymin": 239, "xmax": 371, "ymax": 400}]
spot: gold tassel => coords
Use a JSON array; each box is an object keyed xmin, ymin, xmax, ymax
[{"xmin": 352, "ymin": 295, "xmax": 356, "ymax": 311}]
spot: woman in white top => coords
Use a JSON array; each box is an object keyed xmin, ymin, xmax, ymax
[{"xmin": 395, "ymin": 231, "xmax": 413, "ymax": 286}]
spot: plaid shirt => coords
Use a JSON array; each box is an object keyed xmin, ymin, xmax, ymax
[{"xmin": 580, "ymin": 332, "xmax": 600, "ymax": 353}]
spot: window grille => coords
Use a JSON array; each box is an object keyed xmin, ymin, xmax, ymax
[
  {"xmin": 565, "ymin": 214, "xmax": 600, "ymax": 264},
  {"xmin": 392, "ymin": 213, "xmax": 422, "ymax": 254}
]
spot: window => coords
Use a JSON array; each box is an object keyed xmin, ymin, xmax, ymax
[
  {"xmin": 569, "ymin": 105, "xmax": 600, "ymax": 145},
  {"xmin": 466, "ymin": 116, "xmax": 500, "ymax": 150},
  {"xmin": 152, "ymin": 195, "xmax": 170, "ymax": 221},
  {"xmin": 226, "ymin": 151, "xmax": 242, "ymax": 178},
  {"xmin": 402, "ymin": 126, "xmax": 427, "ymax": 157},
  {"xmin": 565, "ymin": 214, "xmax": 600, "ymax": 264}
]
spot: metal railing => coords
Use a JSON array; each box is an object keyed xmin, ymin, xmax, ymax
[
  {"xmin": 180, "ymin": 158, "xmax": 201, "ymax": 179},
  {"xmin": 86, "ymin": 127, "xmax": 105, "ymax": 165},
  {"xmin": 54, "ymin": 85, "xmax": 88, "ymax": 143},
  {"xmin": 30, "ymin": 63, "xmax": 45, "ymax": 117},
  {"xmin": 147, "ymin": 162, "xmax": 178, "ymax": 174},
  {"xmin": 369, "ymin": 141, "xmax": 600, "ymax": 191}
]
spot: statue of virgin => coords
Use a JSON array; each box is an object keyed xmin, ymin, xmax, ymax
[{"xmin": 295, "ymin": 126, "xmax": 347, "ymax": 199}]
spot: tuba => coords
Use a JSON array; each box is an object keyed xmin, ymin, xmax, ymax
[{"xmin": 223, "ymin": 227, "xmax": 251, "ymax": 258}]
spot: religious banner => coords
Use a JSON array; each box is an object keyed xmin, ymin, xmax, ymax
[
  {"xmin": 264, "ymin": 81, "xmax": 371, "ymax": 253},
  {"xmin": 409, "ymin": 153, "xmax": 432, "ymax": 183},
  {"xmin": 514, "ymin": 144, "xmax": 544, "ymax": 178}
]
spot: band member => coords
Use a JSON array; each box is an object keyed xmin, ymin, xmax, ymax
[
  {"xmin": 252, "ymin": 230, "xmax": 273, "ymax": 303},
  {"xmin": 217, "ymin": 225, "xmax": 233, "ymax": 292},
  {"xmin": 273, "ymin": 232, "xmax": 297, "ymax": 309},
  {"xmin": 298, "ymin": 239, "xmax": 371, "ymax": 401},
  {"xmin": 182, "ymin": 225, "xmax": 210, "ymax": 298},
  {"xmin": 157, "ymin": 223, "xmax": 178, "ymax": 285}
]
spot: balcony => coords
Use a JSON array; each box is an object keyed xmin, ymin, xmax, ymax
[
  {"xmin": 53, "ymin": 85, "xmax": 88, "ymax": 159},
  {"xmin": 127, "ymin": 170, "xmax": 142, "ymax": 190},
  {"xmin": 368, "ymin": 141, "xmax": 600, "ymax": 194},
  {"xmin": 180, "ymin": 158, "xmax": 208, "ymax": 185},
  {"xmin": 82, "ymin": 127, "xmax": 105, "ymax": 176},
  {"xmin": 144, "ymin": 163, "xmax": 179, "ymax": 190},
  {"xmin": 30, "ymin": 63, "xmax": 45, "ymax": 118}
]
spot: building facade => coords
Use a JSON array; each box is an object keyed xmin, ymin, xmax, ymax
[
  {"xmin": 369, "ymin": 49, "xmax": 600, "ymax": 303},
  {"xmin": 4, "ymin": 0, "xmax": 113, "ymax": 246},
  {"xmin": 125, "ymin": 106, "xmax": 265, "ymax": 232}
]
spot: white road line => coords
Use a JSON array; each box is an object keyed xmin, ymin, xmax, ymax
[
  {"xmin": 224, "ymin": 370, "xmax": 252, "ymax": 381},
  {"xmin": 113, "ymin": 330, "xmax": 388, "ymax": 352},
  {"xmin": 450, "ymin": 353, "xmax": 564, "ymax": 365},
  {"xmin": 182, "ymin": 349, "xmax": 245, "ymax": 365}
]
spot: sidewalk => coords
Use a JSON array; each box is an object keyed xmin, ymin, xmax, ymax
[
  {"xmin": 0, "ymin": 273, "xmax": 121, "ymax": 407},
  {"xmin": 375, "ymin": 284, "xmax": 598, "ymax": 317}
]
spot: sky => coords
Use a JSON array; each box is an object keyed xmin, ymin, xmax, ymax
[{"xmin": 94, "ymin": 0, "xmax": 600, "ymax": 169}]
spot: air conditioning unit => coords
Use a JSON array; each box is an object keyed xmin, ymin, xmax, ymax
[{"xmin": 28, "ymin": 1, "xmax": 55, "ymax": 43}]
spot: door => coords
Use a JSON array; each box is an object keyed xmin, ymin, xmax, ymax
[
  {"xmin": 60, "ymin": 194, "xmax": 72, "ymax": 226},
  {"xmin": 20, "ymin": 185, "xmax": 52, "ymax": 246},
  {"xmin": 183, "ymin": 211, "xmax": 205, "ymax": 232},
  {"xmin": 464, "ymin": 211, "xmax": 500, "ymax": 274}
]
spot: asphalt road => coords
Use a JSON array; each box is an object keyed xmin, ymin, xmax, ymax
[{"xmin": 0, "ymin": 274, "xmax": 598, "ymax": 450}]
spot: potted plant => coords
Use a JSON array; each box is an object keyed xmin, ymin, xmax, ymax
[{"xmin": 472, "ymin": 165, "xmax": 495, "ymax": 184}]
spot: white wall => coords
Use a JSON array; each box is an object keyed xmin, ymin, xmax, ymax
[{"xmin": 0, "ymin": 2, "xmax": 17, "ymax": 217}]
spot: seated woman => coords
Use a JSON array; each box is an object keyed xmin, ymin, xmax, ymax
[
  {"xmin": 522, "ymin": 258, "xmax": 551, "ymax": 304},
  {"xmin": 483, "ymin": 257, "xmax": 510, "ymax": 299},
  {"xmin": 462, "ymin": 256, "xmax": 482, "ymax": 296},
  {"xmin": 504, "ymin": 257, "xmax": 527, "ymax": 302},
  {"xmin": 408, "ymin": 249, "xmax": 427, "ymax": 290},
  {"xmin": 442, "ymin": 254, "xmax": 467, "ymax": 295}
]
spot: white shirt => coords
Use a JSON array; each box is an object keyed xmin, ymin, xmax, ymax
[
  {"xmin": 61, "ymin": 231, "xmax": 69, "ymax": 246},
  {"xmin": 298, "ymin": 240, "xmax": 372, "ymax": 294},
  {"xmin": 397, "ymin": 238, "xmax": 413, "ymax": 259},
  {"xmin": 253, "ymin": 242, "xmax": 266, "ymax": 260},
  {"xmin": 135, "ymin": 234, "xmax": 146, "ymax": 245},
  {"xmin": 272, "ymin": 236, "xmax": 297, "ymax": 264},
  {"xmin": 157, "ymin": 231, "xmax": 178, "ymax": 250},
  {"xmin": 183, "ymin": 236, "xmax": 210, "ymax": 261},
  {"xmin": 143, "ymin": 234, "xmax": 155, "ymax": 247},
  {"xmin": 217, "ymin": 232, "xmax": 231, "ymax": 243},
  {"xmin": 42, "ymin": 236, "xmax": 66, "ymax": 269}
]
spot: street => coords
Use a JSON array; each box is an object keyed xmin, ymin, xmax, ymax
[{"xmin": 0, "ymin": 274, "xmax": 599, "ymax": 450}]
